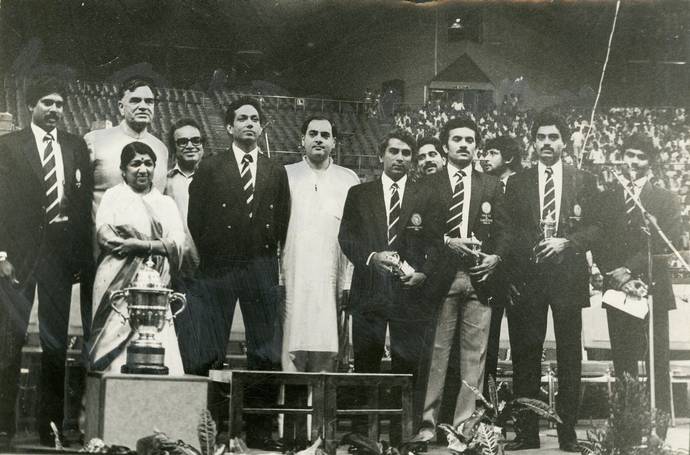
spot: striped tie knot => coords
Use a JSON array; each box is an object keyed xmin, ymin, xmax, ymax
[{"xmin": 242, "ymin": 153, "xmax": 253, "ymax": 164}]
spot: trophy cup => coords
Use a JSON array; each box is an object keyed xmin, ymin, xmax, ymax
[
  {"xmin": 533, "ymin": 215, "xmax": 557, "ymax": 264},
  {"xmin": 109, "ymin": 259, "xmax": 186, "ymax": 375}
]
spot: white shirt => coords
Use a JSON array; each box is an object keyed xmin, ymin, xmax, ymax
[
  {"xmin": 232, "ymin": 143, "xmax": 258, "ymax": 188},
  {"xmin": 538, "ymin": 159, "xmax": 563, "ymax": 228},
  {"xmin": 381, "ymin": 173, "xmax": 407, "ymax": 222},
  {"xmin": 620, "ymin": 175, "xmax": 648, "ymax": 200},
  {"xmin": 31, "ymin": 123, "xmax": 67, "ymax": 221},
  {"xmin": 446, "ymin": 161, "xmax": 473, "ymax": 238}
]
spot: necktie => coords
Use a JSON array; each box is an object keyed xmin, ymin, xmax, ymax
[
  {"xmin": 388, "ymin": 182, "xmax": 400, "ymax": 246},
  {"xmin": 542, "ymin": 167, "xmax": 556, "ymax": 221},
  {"xmin": 241, "ymin": 153, "xmax": 254, "ymax": 219},
  {"xmin": 625, "ymin": 182, "xmax": 637, "ymax": 225},
  {"xmin": 42, "ymin": 133, "xmax": 60, "ymax": 223},
  {"xmin": 446, "ymin": 170, "xmax": 466, "ymax": 237}
]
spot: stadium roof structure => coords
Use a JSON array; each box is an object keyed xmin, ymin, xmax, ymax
[{"xmin": 429, "ymin": 54, "xmax": 494, "ymax": 92}]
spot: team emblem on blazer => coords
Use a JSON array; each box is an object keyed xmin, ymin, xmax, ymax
[
  {"xmin": 480, "ymin": 201, "xmax": 493, "ymax": 224},
  {"xmin": 573, "ymin": 204, "xmax": 582, "ymax": 217},
  {"xmin": 407, "ymin": 213, "xmax": 423, "ymax": 231},
  {"xmin": 75, "ymin": 169, "xmax": 82, "ymax": 188}
]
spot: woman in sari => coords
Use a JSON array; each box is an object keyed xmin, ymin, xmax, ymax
[{"xmin": 89, "ymin": 141, "xmax": 186, "ymax": 374}]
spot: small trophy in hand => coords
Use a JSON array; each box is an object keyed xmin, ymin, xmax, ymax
[
  {"xmin": 540, "ymin": 215, "xmax": 557, "ymax": 240},
  {"xmin": 467, "ymin": 234, "xmax": 483, "ymax": 266}
]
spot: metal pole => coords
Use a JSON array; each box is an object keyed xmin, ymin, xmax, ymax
[{"xmin": 434, "ymin": 8, "xmax": 439, "ymax": 76}]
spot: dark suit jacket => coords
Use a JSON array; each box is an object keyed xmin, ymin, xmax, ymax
[
  {"xmin": 338, "ymin": 179, "xmax": 443, "ymax": 317},
  {"xmin": 505, "ymin": 163, "xmax": 600, "ymax": 308},
  {"xmin": 420, "ymin": 168, "xmax": 512, "ymax": 304},
  {"xmin": 0, "ymin": 127, "xmax": 93, "ymax": 284},
  {"xmin": 594, "ymin": 181, "xmax": 681, "ymax": 311},
  {"xmin": 187, "ymin": 148, "xmax": 290, "ymax": 278}
]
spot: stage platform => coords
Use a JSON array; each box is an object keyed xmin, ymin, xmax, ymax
[{"xmin": 8, "ymin": 422, "xmax": 690, "ymax": 454}]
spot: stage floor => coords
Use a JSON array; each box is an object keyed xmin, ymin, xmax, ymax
[{"xmin": 9, "ymin": 421, "xmax": 690, "ymax": 455}]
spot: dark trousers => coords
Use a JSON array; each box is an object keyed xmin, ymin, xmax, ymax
[
  {"xmin": 351, "ymin": 301, "xmax": 430, "ymax": 444},
  {"xmin": 0, "ymin": 224, "xmax": 72, "ymax": 439},
  {"xmin": 606, "ymin": 303, "xmax": 671, "ymax": 414},
  {"xmin": 484, "ymin": 305, "xmax": 505, "ymax": 392},
  {"xmin": 506, "ymin": 289, "xmax": 582, "ymax": 445},
  {"xmin": 196, "ymin": 262, "xmax": 282, "ymax": 443}
]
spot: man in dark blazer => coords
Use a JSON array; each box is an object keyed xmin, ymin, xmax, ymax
[
  {"xmin": 0, "ymin": 76, "xmax": 93, "ymax": 448},
  {"xmin": 412, "ymin": 118, "xmax": 512, "ymax": 442},
  {"xmin": 187, "ymin": 97, "xmax": 289, "ymax": 449},
  {"xmin": 339, "ymin": 130, "xmax": 442, "ymax": 378},
  {"xmin": 478, "ymin": 135, "xmax": 523, "ymax": 394},
  {"xmin": 594, "ymin": 133, "xmax": 681, "ymax": 417},
  {"xmin": 504, "ymin": 112, "xmax": 600, "ymax": 452}
]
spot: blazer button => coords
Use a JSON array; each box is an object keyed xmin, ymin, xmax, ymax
[
  {"xmin": 269, "ymin": 204, "xmax": 274, "ymax": 210},
  {"xmin": 265, "ymin": 224, "xmax": 270, "ymax": 229},
  {"xmin": 221, "ymin": 203, "xmax": 227, "ymax": 208},
  {"xmin": 264, "ymin": 244, "xmax": 269, "ymax": 249},
  {"xmin": 226, "ymin": 225, "xmax": 232, "ymax": 230}
]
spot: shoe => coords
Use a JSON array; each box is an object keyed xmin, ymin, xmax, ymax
[
  {"xmin": 559, "ymin": 441, "xmax": 580, "ymax": 453},
  {"xmin": 0, "ymin": 432, "xmax": 12, "ymax": 451},
  {"xmin": 408, "ymin": 428, "xmax": 435, "ymax": 443},
  {"xmin": 504, "ymin": 438, "xmax": 540, "ymax": 451}
]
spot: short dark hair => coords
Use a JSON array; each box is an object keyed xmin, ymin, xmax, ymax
[
  {"xmin": 623, "ymin": 133, "xmax": 657, "ymax": 162},
  {"xmin": 225, "ymin": 96, "xmax": 264, "ymax": 126},
  {"xmin": 531, "ymin": 111, "xmax": 570, "ymax": 143},
  {"xmin": 440, "ymin": 116, "xmax": 481, "ymax": 148},
  {"xmin": 484, "ymin": 135, "xmax": 523, "ymax": 172},
  {"xmin": 120, "ymin": 141, "xmax": 157, "ymax": 171},
  {"xmin": 168, "ymin": 118, "xmax": 206, "ymax": 151},
  {"xmin": 301, "ymin": 115, "xmax": 338, "ymax": 139},
  {"xmin": 418, "ymin": 136, "xmax": 446, "ymax": 158},
  {"xmin": 118, "ymin": 76, "xmax": 155, "ymax": 100},
  {"xmin": 25, "ymin": 76, "xmax": 66, "ymax": 107},
  {"xmin": 378, "ymin": 129, "xmax": 417, "ymax": 157}
]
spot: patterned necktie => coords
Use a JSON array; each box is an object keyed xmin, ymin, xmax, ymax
[
  {"xmin": 42, "ymin": 133, "xmax": 60, "ymax": 223},
  {"xmin": 388, "ymin": 182, "xmax": 400, "ymax": 246},
  {"xmin": 542, "ymin": 167, "xmax": 556, "ymax": 221},
  {"xmin": 625, "ymin": 182, "xmax": 637, "ymax": 225},
  {"xmin": 446, "ymin": 170, "xmax": 466, "ymax": 237},
  {"xmin": 240, "ymin": 153, "xmax": 254, "ymax": 219}
]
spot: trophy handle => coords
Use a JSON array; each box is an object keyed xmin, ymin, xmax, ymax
[
  {"xmin": 109, "ymin": 290, "xmax": 129, "ymax": 323},
  {"xmin": 169, "ymin": 292, "xmax": 187, "ymax": 319}
]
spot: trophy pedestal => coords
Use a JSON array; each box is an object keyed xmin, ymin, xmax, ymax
[
  {"xmin": 85, "ymin": 372, "xmax": 209, "ymax": 449},
  {"xmin": 122, "ymin": 343, "xmax": 169, "ymax": 375}
]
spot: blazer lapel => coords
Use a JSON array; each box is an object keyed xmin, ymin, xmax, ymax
[
  {"xmin": 20, "ymin": 128, "xmax": 44, "ymax": 183},
  {"xmin": 59, "ymin": 132, "xmax": 75, "ymax": 190},
  {"xmin": 369, "ymin": 180, "xmax": 387, "ymax": 248},
  {"xmin": 223, "ymin": 149, "xmax": 245, "ymax": 202},
  {"xmin": 528, "ymin": 167, "xmax": 541, "ymax": 228},
  {"xmin": 468, "ymin": 170, "xmax": 483, "ymax": 235},
  {"xmin": 253, "ymin": 153, "xmax": 270, "ymax": 214},
  {"xmin": 398, "ymin": 184, "xmax": 418, "ymax": 232},
  {"xmin": 559, "ymin": 164, "xmax": 575, "ymax": 226}
]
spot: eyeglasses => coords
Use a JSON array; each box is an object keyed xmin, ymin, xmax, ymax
[{"xmin": 175, "ymin": 137, "xmax": 202, "ymax": 147}]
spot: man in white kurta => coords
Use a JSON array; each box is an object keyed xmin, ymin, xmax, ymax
[{"xmin": 281, "ymin": 116, "xmax": 360, "ymax": 372}]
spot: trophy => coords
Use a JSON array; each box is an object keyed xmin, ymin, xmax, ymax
[
  {"xmin": 467, "ymin": 234, "xmax": 483, "ymax": 266},
  {"xmin": 109, "ymin": 259, "xmax": 186, "ymax": 375},
  {"xmin": 540, "ymin": 215, "xmax": 557, "ymax": 240}
]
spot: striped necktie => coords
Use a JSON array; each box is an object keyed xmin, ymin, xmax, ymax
[
  {"xmin": 446, "ymin": 170, "xmax": 466, "ymax": 237},
  {"xmin": 387, "ymin": 182, "xmax": 400, "ymax": 246},
  {"xmin": 625, "ymin": 182, "xmax": 637, "ymax": 225},
  {"xmin": 542, "ymin": 167, "xmax": 556, "ymax": 221},
  {"xmin": 240, "ymin": 153, "xmax": 254, "ymax": 219},
  {"xmin": 42, "ymin": 133, "xmax": 60, "ymax": 223}
]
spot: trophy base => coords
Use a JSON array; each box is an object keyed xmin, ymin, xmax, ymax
[
  {"xmin": 121, "ymin": 363, "xmax": 169, "ymax": 375},
  {"xmin": 122, "ymin": 343, "xmax": 168, "ymax": 375}
]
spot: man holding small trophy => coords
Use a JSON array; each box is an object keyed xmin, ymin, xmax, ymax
[
  {"xmin": 504, "ymin": 112, "xmax": 601, "ymax": 452},
  {"xmin": 412, "ymin": 117, "xmax": 512, "ymax": 443},
  {"xmin": 338, "ymin": 130, "xmax": 443, "ymax": 380}
]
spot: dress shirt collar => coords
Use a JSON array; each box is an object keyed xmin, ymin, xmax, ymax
[
  {"xmin": 446, "ymin": 161, "xmax": 473, "ymax": 184},
  {"xmin": 232, "ymin": 142, "xmax": 259, "ymax": 165},
  {"xmin": 168, "ymin": 163, "xmax": 195, "ymax": 179},
  {"xmin": 537, "ymin": 159, "xmax": 563, "ymax": 179},
  {"xmin": 381, "ymin": 172, "xmax": 407, "ymax": 195},
  {"xmin": 31, "ymin": 122, "xmax": 57, "ymax": 144},
  {"xmin": 619, "ymin": 175, "xmax": 648, "ymax": 195}
]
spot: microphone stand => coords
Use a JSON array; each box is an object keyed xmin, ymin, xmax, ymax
[{"xmin": 612, "ymin": 169, "xmax": 690, "ymax": 423}]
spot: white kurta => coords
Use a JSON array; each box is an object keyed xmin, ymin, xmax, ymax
[{"xmin": 281, "ymin": 159, "xmax": 360, "ymax": 370}]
